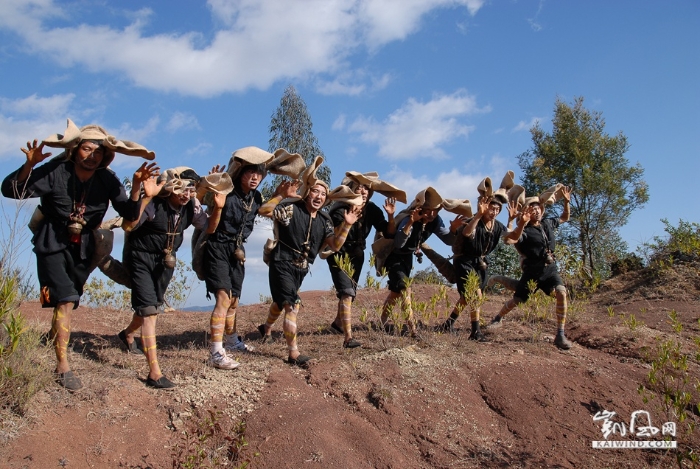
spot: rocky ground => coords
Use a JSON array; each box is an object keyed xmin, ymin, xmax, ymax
[{"xmin": 1, "ymin": 268, "xmax": 699, "ymax": 468}]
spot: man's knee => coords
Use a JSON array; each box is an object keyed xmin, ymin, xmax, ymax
[{"xmin": 555, "ymin": 285, "xmax": 567, "ymax": 299}]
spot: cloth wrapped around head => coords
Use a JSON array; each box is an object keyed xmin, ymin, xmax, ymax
[
  {"xmin": 523, "ymin": 183, "xmax": 565, "ymax": 207},
  {"xmin": 158, "ymin": 167, "xmax": 201, "ymax": 196},
  {"xmin": 42, "ymin": 118, "xmax": 155, "ymax": 167},
  {"xmin": 226, "ymin": 146, "xmax": 306, "ymax": 182},
  {"xmin": 341, "ymin": 171, "xmax": 407, "ymax": 204},
  {"xmin": 406, "ymin": 186, "xmax": 472, "ymax": 218},
  {"xmin": 478, "ymin": 170, "xmax": 515, "ymax": 206}
]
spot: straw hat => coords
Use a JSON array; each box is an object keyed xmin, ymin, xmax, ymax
[
  {"xmin": 298, "ymin": 156, "xmax": 329, "ymax": 199},
  {"xmin": 227, "ymin": 147, "xmax": 275, "ymax": 181},
  {"xmin": 266, "ymin": 148, "xmax": 306, "ymax": 178},
  {"xmin": 42, "ymin": 118, "xmax": 155, "ymax": 167},
  {"xmin": 327, "ymin": 185, "xmax": 364, "ymax": 206}
]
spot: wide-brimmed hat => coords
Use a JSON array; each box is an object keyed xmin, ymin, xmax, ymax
[
  {"xmin": 158, "ymin": 167, "xmax": 201, "ymax": 196},
  {"xmin": 42, "ymin": 118, "xmax": 155, "ymax": 167},
  {"xmin": 441, "ymin": 198, "xmax": 472, "ymax": 217},
  {"xmin": 406, "ymin": 187, "xmax": 472, "ymax": 217}
]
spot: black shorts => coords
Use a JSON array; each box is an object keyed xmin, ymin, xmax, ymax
[
  {"xmin": 327, "ymin": 252, "xmax": 364, "ymax": 299},
  {"xmin": 203, "ymin": 240, "xmax": 246, "ymax": 297},
  {"xmin": 454, "ymin": 256, "xmax": 488, "ymax": 296},
  {"xmin": 125, "ymin": 249, "xmax": 173, "ymax": 316},
  {"xmin": 514, "ymin": 264, "xmax": 564, "ymax": 302},
  {"xmin": 385, "ymin": 252, "xmax": 413, "ymax": 293},
  {"xmin": 36, "ymin": 245, "xmax": 95, "ymax": 308},
  {"xmin": 269, "ymin": 260, "xmax": 308, "ymax": 307}
]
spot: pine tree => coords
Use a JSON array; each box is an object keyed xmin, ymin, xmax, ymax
[{"xmin": 263, "ymin": 85, "xmax": 330, "ymax": 199}]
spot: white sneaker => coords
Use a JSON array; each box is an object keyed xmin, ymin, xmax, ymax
[
  {"xmin": 208, "ymin": 350, "xmax": 239, "ymax": 370},
  {"xmin": 225, "ymin": 335, "xmax": 255, "ymax": 353}
]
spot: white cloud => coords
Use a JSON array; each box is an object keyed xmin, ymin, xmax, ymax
[
  {"xmin": 0, "ymin": 94, "xmax": 77, "ymax": 160},
  {"xmin": 166, "ymin": 112, "xmax": 201, "ymax": 133},
  {"xmin": 114, "ymin": 116, "xmax": 160, "ymax": 144},
  {"xmin": 0, "ymin": 0, "xmax": 485, "ymax": 97},
  {"xmin": 512, "ymin": 116, "xmax": 543, "ymax": 132},
  {"xmin": 332, "ymin": 114, "xmax": 347, "ymax": 131},
  {"xmin": 185, "ymin": 142, "xmax": 213, "ymax": 157},
  {"xmin": 347, "ymin": 90, "xmax": 490, "ymax": 160}
]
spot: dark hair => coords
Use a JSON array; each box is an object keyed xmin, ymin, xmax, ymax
[{"xmin": 179, "ymin": 168, "xmax": 201, "ymax": 183}]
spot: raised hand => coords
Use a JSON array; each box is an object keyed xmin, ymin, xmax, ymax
[
  {"xmin": 275, "ymin": 179, "xmax": 301, "ymax": 199},
  {"xmin": 21, "ymin": 139, "xmax": 51, "ymax": 167},
  {"xmin": 450, "ymin": 215, "xmax": 467, "ymax": 232},
  {"xmin": 561, "ymin": 185, "xmax": 572, "ymax": 202},
  {"xmin": 477, "ymin": 195, "xmax": 491, "ymax": 215},
  {"xmin": 212, "ymin": 192, "xmax": 226, "ymax": 209},
  {"xmin": 507, "ymin": 199, "xmax": 520, "ymax": 221},
  {"xmin": 383, "ymin": 197, "xmax": 396, "ymax": 216},
  {"xmin": 344, "ymin": 204, "xmax": 361, "ymax": 225},
  {"xmin": 209, "ymin": 164, "xmax": 226, "ymax": 174},
  {"xmin": 133, "ymin": 162, "xmax": 161, "ymax": 185},
  {"xmin": 409, "ymin": 207, "xmax": 422, "ymax": 223}
]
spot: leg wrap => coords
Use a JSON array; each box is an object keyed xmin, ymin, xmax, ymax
[
  {"xmin": 225, "ymin": 297, "xmax": 239, "ymax": 335},
  {"xmin": 266, "ymin": 302, "xmax": 282, "ymax": 329},
  {"xmin": 283, "ymin": 304, "xmax": 299, "ymax": 352},
  {"xmin": 52, "ymin": 306, "xmax": 71, "ymax": 365},
  {"xmin": 381, "ymin": 291, "xmax": 402, "ymax": 324},
  {"xmin": 210, "ymin": 313, "xmax": 225, "ymax": 343},
  {"xmin": 555, "ymin": 285, "xmax": 567, "ymax": 331},
  {"xmin": 339, "ymin": 295, "xmax": 352, "ymax": 337}
]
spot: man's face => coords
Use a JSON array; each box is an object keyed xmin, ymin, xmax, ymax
[
  {"xmin": 306, "ymin": 184, "xmax": 327, "ymax": 211},
  {"xmin": 483, "ymin": 203, "xmax": 502, "ymax": 222},
  {"xmin": 74, "ymin": 141, "xmax": 104, "ymax": 172},
  {"xmin": 240, "ymin": 168, "xmax": 263, "ymax": 193},
  {"xmin": 169, "ymin": 186, "xmax": 195, "ymax": 207},
  {"xmin": 354, "ymin": 184, "xmax": 369, "ymax": 204},
  {"xmin": 420, "ymin": 208, "xmax": 439, "ymax": 223},
  {"xmin": 529, "ymin": 203, "xmax": 543, "ymax": 222}
]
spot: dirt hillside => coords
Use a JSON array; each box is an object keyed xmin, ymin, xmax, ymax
[{"xmin": 2, "ymin": 271, "xmax": 699, "ymax": 468}]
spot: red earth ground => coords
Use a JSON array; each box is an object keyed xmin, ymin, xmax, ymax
[{"xmin": 1, "ymin": 266, "xmax": 699, "ymax": 469}]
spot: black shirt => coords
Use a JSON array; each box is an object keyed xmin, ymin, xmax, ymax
[{"xmin": 272, "ymin": 200, "xmax": 334, "ymax": 265}]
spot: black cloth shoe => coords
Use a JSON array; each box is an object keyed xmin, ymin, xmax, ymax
[
  {"xmin": 554, "ymin": 333, "xmax": 573, "ymax": 350},
  {"xmin": 56, "ymin": 370, "xmax": 82, "ymax": 391},
  {"xmin": 146, "ymin": 375, "xmax": 176, "ymax": 389},
  {"xmin": 435, "ymin": 320, "xmax": 455, "ymax": 334},
  {"xmin": 258, "ymin": 324, "xmax": 275, "ymax": 343},
  {"xmin": 286, "ymin": 354, "xmax": 312, "ymax": 368},
  {"xmin": 118, "ymin": 330, "xmax": 140, "ymax": 354},
  {"xmin": 468, "ymin": 330, "xmax": 487, "ymax": 341},
  {"xmin": 343, "ymin": 339, "xmax": 361, "ymax": 349}
]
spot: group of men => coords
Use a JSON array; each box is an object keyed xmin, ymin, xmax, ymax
[{"xmin": 2, "ymin": 120, "xmax": 574, "ymax": 392}]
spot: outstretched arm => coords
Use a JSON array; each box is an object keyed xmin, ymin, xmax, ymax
[
  {"xmin": 383, "ymin": 197, "xmax": 397, "ymax": 235},
  {"xmin": 206, "ymin": 192, "xmax": 227, "ymax": 234},
  {"xmin": 326, "ymin": 205, "xmax": 359, "ymax": 251},
  {"xmin": 504, "ymin": 207, "xmax": 532, "ymax": 245},
  {"xmin": 258, "ymin": 180, "xmax": 301, "ymax": 218},
  {"xmin": 16, "ymin": 139, "xmax": 52, "ymax": 183},
  {"xmin": 559, "ymin": 186, "xmax": 571, "ymax": 224}
]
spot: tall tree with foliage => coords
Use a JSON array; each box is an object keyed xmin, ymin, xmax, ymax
[
  {"xmin": 518, "ymin": 96, "xmax": 649, "ymax": 280},
  {"xmin": 263, "ymin": 85, "xmax": 330, "ymax": 199}
]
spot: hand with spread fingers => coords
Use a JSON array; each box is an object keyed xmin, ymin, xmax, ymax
[
  {"xmin": 21, "ymin": 139, "xmax": 52, "ymax": 168},
  {"xmin": 383, "ymin": 197, "xmax": 396, "ymax": 216},
  {"xmin": 276, "ymin": 179, "xmax": 302, "ymax": 199},
  {"xmin": 209, "ymin": 164, "xmax": 226, "ymax": 174},
  {"xmin": 450, "ymin": 215, "xmax": 467, "ymax": 232}
]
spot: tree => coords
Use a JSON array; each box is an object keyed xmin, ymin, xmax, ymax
[
  {"xmin": 518, "ymin": 96, "xmax": 649, "ymax": 280},
  {"xmin": 263, "ymin": 85, "xmax": 330, "ymax": 199}
]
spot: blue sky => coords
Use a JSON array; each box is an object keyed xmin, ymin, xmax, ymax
[{"xmin": 1, "ymin": 0, "xmax": 698, "ymax": 307}]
